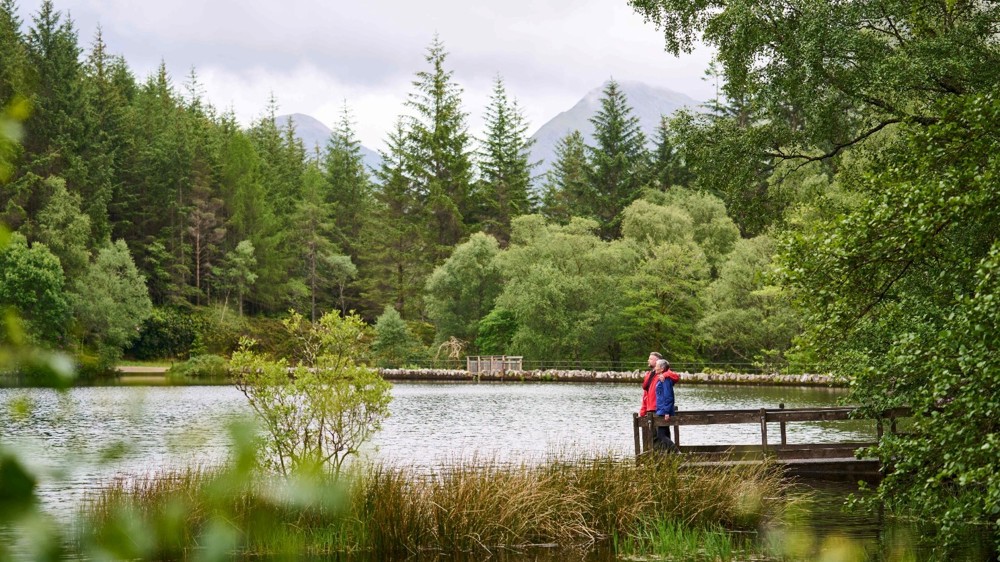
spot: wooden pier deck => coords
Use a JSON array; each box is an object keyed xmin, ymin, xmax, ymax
[{"xmin": 633, "ymin": 405, "xmax": 911, "ymax": 482}]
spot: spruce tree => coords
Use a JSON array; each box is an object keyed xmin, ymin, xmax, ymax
[
  {"xmin": 323, "ymin": 103, "xmax": 371, "ymax": 259},
  {"xmin": 650, "ymin": 115, "xmax": 691, "ymax": 190},
  {"xmin": 539, "ymin": 130, "xmax": 590, "ymax": 224},
  {"xmin": 404, "ymin": 35, "xmax": 474, "ymax": 260},
  {"xmin": 473, "ymin": 76, "xmax": 535, "ymax": 244},
  {"xmin": 292, "ymin": 163, "xmax": 338, "ymax": 321},
  {"xmin": 359, "ymin": 119, "xmax": 430, "ymax": 319},
  {"xmin": 586, "ymin": 80, "xmax": 649, "ymax": 239},
  {"xmin": 0, "ymin": 0, "xmax": 28, "ymax": 106}
]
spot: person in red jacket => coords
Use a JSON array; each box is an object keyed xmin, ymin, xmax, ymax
[{"xmin": 639, "ymin": 352, "xmax": 662, "ymax": 417}]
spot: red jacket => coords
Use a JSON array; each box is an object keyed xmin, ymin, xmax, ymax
[{"xmin": 640, "ymin": 370, "xmax": 657, "ymax": 416}]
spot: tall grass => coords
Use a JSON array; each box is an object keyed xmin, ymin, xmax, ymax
[{"xmin": 79, "ymin": 454, "xmax": 789, "ymax": 558}]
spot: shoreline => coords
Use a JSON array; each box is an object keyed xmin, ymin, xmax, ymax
[{"xmin": 112, "ymin": 366, "xmax": 846, "ymax": 387}]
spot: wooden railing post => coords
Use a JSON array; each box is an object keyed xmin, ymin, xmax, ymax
[
  {"xmin": 759, "ymin": 408, "xmax": 769, "ymax": 451},
  {"xmin": 672, "ymin": 410, "xmax": 680, "ymax": 450},
  {"xmin": 633, "ymin": 413, "xmax": 641, "ymax": 458},
  {"xmin": 779, "ymin": 403, "xmax": 787, "ymax": 446}
]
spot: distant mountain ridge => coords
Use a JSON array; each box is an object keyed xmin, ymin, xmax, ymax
[
  {"xmin": 276, "ymin": 81, "xmax": 701, "ymax": 184},
  {"xmin": 528, "ymin": 81, "xmax": 702, "ymax": 178},
  {"xmin": 277, "ymin": 113, "xmax": 382, "ymax": 172}
]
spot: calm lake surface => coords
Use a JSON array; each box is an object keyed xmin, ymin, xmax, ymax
[
  {"xmin": 3, "ymin": 382, "xmax": 990, "ymax": 560},
  {"xmin": 0, "ymin": 382, "xmax": 860, "ymax": 513}
]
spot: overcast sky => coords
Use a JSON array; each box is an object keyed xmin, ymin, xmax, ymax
[{"xmin": 16, "ymin": 0, "xmax": 715, "ymax": 151}]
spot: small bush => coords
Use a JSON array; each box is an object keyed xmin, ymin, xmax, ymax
[
  {"xmin": 166, "ymin": 354, "xmax": 229, "ymax": 383},
  {"xmin": 127, "ymin": 307, "xmax": 204, "ymax": 360}
]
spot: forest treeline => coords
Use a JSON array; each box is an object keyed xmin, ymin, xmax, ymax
[{"xmin": 0, "ymin": 0, "xmax": 800, "ymax": 372}]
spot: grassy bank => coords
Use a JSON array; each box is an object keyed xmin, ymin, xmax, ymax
[{"xmin": 79, "ymin": 455, "xmax": 788, "ymax": 559}]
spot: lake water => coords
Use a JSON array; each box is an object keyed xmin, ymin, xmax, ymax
[
  {"xmin": 0, "ymin": 382, "xmax": 861, "ymax": 513},
  {"xmin": 0, "ymin": 382, "xmax": 991, "ymax": 560}
]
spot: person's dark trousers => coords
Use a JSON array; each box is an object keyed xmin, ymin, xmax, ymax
[{"xmin": 653, "ymin": 422, "xmax": 677, "ymax": 453}]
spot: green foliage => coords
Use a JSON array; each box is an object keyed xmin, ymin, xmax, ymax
[
  {"xmin": 372, "ymin": 305, "xmax": 421, "ymax": 368},
  {"xmin": 424, "ymin": 232, "xmax": 503, "ymax": 348},
  {"xmin": 540, "ymin": 129, "xmax": 590, "ymax": 225},
  {"xmin": 0, "ymin": 232, "xmax": 69, "ymax": 346},
  {"xmin": 585, "ymin": 80, "xmax": 649, "ymax": 239},
  {"xmin": 621, "ymin": 238, "xmax": 709, "ymax": 363},
  {"xmin": 495, "ymin": 215, "xmax": 639, "ymax": 364},
  {"xmin": 475, "ymin": 306, "xmax": 517, "ymax": 355},
  {"xmin": 641, "ymin": 187, "xmax": 740, "ymax": 276},
  {"xmin": 70, "ymin": 239, "xmax": 152, "ymax": 372},
  {"xmin": 127, "ymin": 306, "xmax": 203, "ymax": 360},
  {"xmin": 700, "ymin": 235, "xmax": 800, "ymax": 367},
  {"xmin": 166, "ymin": 353, "xmax": 228, "ymax": 383},
  {"xmin": 232, "ymin": 310, "xmax": 391, "ymax": 477},
  {"xmin": 218, "ymin": 239, "xmax": 257, "ymax": 317},
  {"xmin": 360, "ymin": 119, "xmax": 431, "ymax": 320},
  {"xmin": 473, "ymin": 76, "xmax": 536, "ymax": 243},
  {"xmin": 405, "ymin": 35, "xmax": 475, "ymax": 260},
  {"xmin": 323, "ymin": 103, "xmax": 371, "ymax": 262},
  {"xmin": 779, "ymin": 95, "xmax": 1000, "ymax": 544},
  {"xmin": 26, "ymin": 175, "xmax": 91, "ymax": 278}
]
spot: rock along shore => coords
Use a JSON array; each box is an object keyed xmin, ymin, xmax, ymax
[{"xmin": 377, "ymin": 369, "xmax": 845, "ymax": 387}]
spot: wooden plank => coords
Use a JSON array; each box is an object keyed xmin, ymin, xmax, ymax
[{"xmin": 650, "ymin": 406, "xmax": 913, "ymax": 427}]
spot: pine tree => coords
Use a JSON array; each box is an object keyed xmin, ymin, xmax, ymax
[
  {"xmin": 79, "ymin": 26, "xmax": 133, "ymax": 243},
  {"xmin": 15, "ymin": 1, "xmax": 90, "ymax": 235},
  {"xmin": 292, "ymin": 163, "xmax": 338, "ymax": 321},
  {"xmin": 473, "ymin": 76, "xmax": 535, "ymax": 244},
  {"xmin": 539, "ymin": 130, "xmax": 591, "ymax": 224},
  {"xmin": 586, "ymin": 80, "xmax": 649, "ymax": 239},
  {"xmin": 650, "ymin": 116, "xmax": 691, "ymax": 190},
  {"xmin": 323, "ymin": 103, "xmax": 371, "ymax": 259},
  {"xmin": 0, "ymin": 0, "xmax": 29, "ymax": 106},
  {"xmin": 359, "ymin": 119, "xmax": 430, "ymax": 319},
  {"xmin": 405, "ymin": 35, "xmax": 475, "ymax": 260}
]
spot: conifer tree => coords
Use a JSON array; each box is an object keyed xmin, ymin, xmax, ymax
[
  {"xmin": 80, "ymin": 27, "xmax": 133, "ymax": 243},
  {"xmin": 15, "ymin": 1, "xmax": 89, "ymax": 233},
  {"xmin": 650, "ymin": 115, "xmax": 691, "ymax": 190},
  {"xmin": 323, "ymin": 103, "xmax": 371, "ymax": 259},
  {"xmin": 360, "ymin": 119, "xmax": 429, "ymax": 319},
  {"xmin": 474, "ymin": 76, "xmax": 535, "ymax": 244},
  {"xmin": 586, "ymin": 80, "xmax": 649, "ymax": 239},
  {"xmin": 0, "ymin": 0, "xmax": 29, "ymax": 107},
  {"xmin": 292, "ymin": 163, "xmax": 338, "ymax": 321},
  {"xmin": 539, "ymin": 130, "xmax": 590, "ymax": 224},
  {"xmin": 405, "ymin": 36, "xmax": 475, "ymax": 260}
]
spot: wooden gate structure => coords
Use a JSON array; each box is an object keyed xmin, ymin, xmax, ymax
[{"xmin": 633, "ymin": 405, "xmax": 912, "ymax": 482}]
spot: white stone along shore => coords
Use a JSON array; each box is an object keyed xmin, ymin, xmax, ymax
[{"xmin": 377, "ymin": 368, "xmax": 846, "ymax": 387}]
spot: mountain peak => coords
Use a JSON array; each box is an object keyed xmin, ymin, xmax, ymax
[
  {"xmin": 530, "ymin": 81, "xmax": 702, "ymax": 177},
  {"xmin": 276, "ymin": 113, "xmax": 382, "ymax": 170}
]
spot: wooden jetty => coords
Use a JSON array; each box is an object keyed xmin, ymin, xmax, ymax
[{"xmin": 633, "ymin": 405, "xmax": 911, "ymax": 482}]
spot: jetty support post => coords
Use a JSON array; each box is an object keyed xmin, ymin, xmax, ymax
[
  {"xmin": 779, "ymin": 403, "xmax": 787, "ymax": 446},
  {"xmin": 759, "ymin": 408, "xmax": 769, "ymax": 451},
  {"xmin": 633, "ymin": 413, "xmax": 641, "ymax": 457},
  {"xmin": 672, "ymin": 412, "xmax": 680, "ymax": 450}
]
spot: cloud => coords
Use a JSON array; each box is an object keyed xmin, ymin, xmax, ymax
[{"xmin": 17, "ymin": 0, "xmax": 715, "ymax": 148}]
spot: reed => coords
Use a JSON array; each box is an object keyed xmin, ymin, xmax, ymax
[{"xmin": 79, "ymin": 453, "xmax": 789, "ymax": 558}]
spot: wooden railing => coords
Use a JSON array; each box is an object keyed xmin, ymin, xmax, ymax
[{"xmin": 633, "ymin": 405, "xmax": 912, "ymax": 458}]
